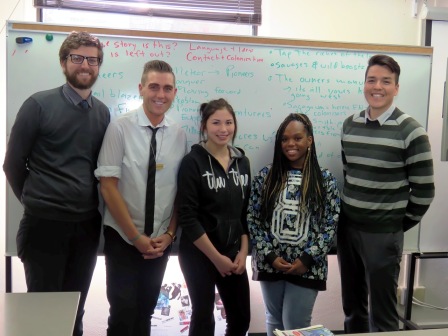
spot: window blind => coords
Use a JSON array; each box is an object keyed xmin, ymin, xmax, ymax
[{"xmin": 34, "ymin": 0, "xmax": 262, "ymax": 25}]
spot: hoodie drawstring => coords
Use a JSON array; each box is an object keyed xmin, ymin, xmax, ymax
[
  {"xmin": 235, "ymin": 159, "xmax": 245, "ymax": 200},
  {"xmin": 207, "ymin": 155, "xmax": 218, "ymax": 193}
]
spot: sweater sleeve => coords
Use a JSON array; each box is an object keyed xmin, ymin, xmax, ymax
[
  {"xmin": 177, "ymin": 154, "xmax": 207, "ymax": 242},
  {"xmin": 403, "ymin": 128, "xmax": 435, "ymax": 231},
  {"xmin": 341, "ymin": 122, "xmax": 347, "ymax": 179},
  {"xmin": 301, "ymin": 169, "xmax": 340, "ymax": 266},
  {"xmin": 3, "ymin": 97, "xmax": 41, "ymax": 201},
  {"xmin": 247, "ymin": 166, "xmax": 277, "ymax": 263}
]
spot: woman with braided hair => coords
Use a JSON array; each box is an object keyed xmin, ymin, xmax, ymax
[{"xmin": 247, "ymin": 113, "xmax": 340, "ymax": 335}]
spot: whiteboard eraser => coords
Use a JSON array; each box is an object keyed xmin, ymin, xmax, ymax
[{"xmin": 16, "ymin": 37, "xmax": 33, "ymax": 44}]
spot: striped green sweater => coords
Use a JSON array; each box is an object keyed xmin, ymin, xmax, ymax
[{"xmin": 341, "ymin": 108, "xmax": 434, "ymax": 233}]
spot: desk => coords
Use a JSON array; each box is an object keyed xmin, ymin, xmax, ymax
[
  {"xmin": 0, "ymin": 292, "xmax": 80, "ymax": 336},
  {"xmin": 401, "ymin": 252, "xmax": 448, "ymax": 330},
  {"xmin": 349, "ymin": 328, "xmax": 447, "ymax": 336}
]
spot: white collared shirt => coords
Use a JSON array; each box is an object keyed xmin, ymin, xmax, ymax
[
  {"xmin": 95, "ymin": 106, "xmax": 187, "ymax": 243},
  {"xmin": 365, "ymin": 104, "xmax": 396, "ymax": 125}
]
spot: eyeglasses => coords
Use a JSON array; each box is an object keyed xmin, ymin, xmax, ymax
[{"xmin": 66, "ymin": 54, "xmax": 101, "ymax": 66}]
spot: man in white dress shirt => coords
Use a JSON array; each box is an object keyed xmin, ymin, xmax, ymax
[{"xmin": 95, "ymin": 60, "xmax": 187, "ymax": 336}]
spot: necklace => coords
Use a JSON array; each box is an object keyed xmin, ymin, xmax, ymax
[
  {"xmin": 205, "ymin": 141, "xmax": 231, "ymax": 171},
  {"xmin": 204, "ymin": 141, "xmax": 229, "ymax": 158}
]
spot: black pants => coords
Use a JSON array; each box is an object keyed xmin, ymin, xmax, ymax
[
  {"xmin": 16, "ymin": 212, "xmax": 101, "ymax": 336},
  {"xmin": 178, "ymin": 238, "xmax": 251, "ymax": 336},
  {"xmin": 104, "ymin": 226, "xmax": 170, "ymax": 336},
  {"xmin": 337, "ymin": 221, "xmax": 403, "ymax": 333}
]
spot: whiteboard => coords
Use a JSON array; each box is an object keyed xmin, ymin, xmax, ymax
[{"xmin": 5, "ymin": 22, "xmax": 433, "ymax": 255}]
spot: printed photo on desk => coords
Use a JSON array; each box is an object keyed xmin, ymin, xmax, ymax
[{"xmin": 274, "ymin": 324, "xmax": 334, "ymax": 336}]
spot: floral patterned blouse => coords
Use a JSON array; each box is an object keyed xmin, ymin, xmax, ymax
[{"xmin": 247, "ymin": 165, "xmax": 340, "ymax": 290}]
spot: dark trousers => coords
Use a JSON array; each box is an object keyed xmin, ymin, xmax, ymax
[
  {"xmin": 178, "ymin": 238, "xmax": 251, "ymax": 336},
  {"xmin": 16, "ymin": 212, "xmax": 101, "ymax": 336},
  {"xmin": 337, "ymin": 220, "xmax": 403, "ymax": 333},
  {"xmin": 104, "ymin": 226, "xmax": 170, "ymax": 336}
]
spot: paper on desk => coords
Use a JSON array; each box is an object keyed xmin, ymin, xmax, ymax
[{"xmin": 273, "ymin": 324, "xmax": 334, "ymax": 336}]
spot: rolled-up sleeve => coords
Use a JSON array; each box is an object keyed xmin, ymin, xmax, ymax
[{"xmin": 94, "ymin": 121, "xmax": 124, "ymax": 179}]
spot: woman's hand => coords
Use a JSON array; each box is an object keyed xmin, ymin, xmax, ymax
[
  {"xmin": 272, "ymin": 257, "xmax": 292, "ymax": 272},
  {"xmin": 213, "ymin": 254, "xmax": 238, "ymax": 277},
  {"xmin": 233, "ymin": 250, "xmax": 247, "ymax": 275},
  {"xmin": 284, "ymin": 258, "xmax": 308, "ymax": 275}
]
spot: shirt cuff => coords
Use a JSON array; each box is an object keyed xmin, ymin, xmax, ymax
[
  {"xmin": 94, "ymin": 165, "xmax": 121, "ymax": 179},
  {"xmin": 266, "ymin": 251, "xmax": 278, "ymax": 266}
]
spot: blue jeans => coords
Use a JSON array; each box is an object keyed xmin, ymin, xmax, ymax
[{"xmin": 260, "ymin": 280, "xmax": 318, "ymax": 336}]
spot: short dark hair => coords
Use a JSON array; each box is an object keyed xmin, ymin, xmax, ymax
[
  {"xmin": 59, "ymin": 31, "xmax": 103, "ymax": 65},
  {"xmin": 199, "ymin": 98, "xmax": 237, "ymax": 143},
  {"xmin": 365, "ymin": 54, "xmax": 400, "ymax": 84},
  {"xmin": 141, "ymin": 60, "xmax": 176, "ymax": 85}
]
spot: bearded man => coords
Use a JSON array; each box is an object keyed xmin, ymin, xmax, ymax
[{"xmin": 3, "ymin": 31, "xmax": 110, "ymax": 336}]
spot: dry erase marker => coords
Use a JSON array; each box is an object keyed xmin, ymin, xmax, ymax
[{"xmin": 16, "ymin": 37, "xmax": 33, "ymax": 44}]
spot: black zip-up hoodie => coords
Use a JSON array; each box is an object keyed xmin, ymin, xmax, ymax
[{"xmin": 178, "ymin": 143, "xmax": 251, "ymax": 257}]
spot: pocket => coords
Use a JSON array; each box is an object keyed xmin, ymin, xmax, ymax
[
  {"xmin": 393, "ymin": 230, "xmax": 404, "ymax": 257},
  {"xmin": 16, "ymin": 213, "xmax": 38, "ymax": 260}
]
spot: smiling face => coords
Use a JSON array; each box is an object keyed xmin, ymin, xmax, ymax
[
  {"xmin": 364, "ymin": 64, "xmax": 399, "ymax": 118},
  {"xmin": 281, "ymin": 120, "xmax": 312, "ymax": 169},
  {"xmin": 139, "ymin": 71, "xmax": 177, "ymax": 125},
  {"xmin": 61, "ymin": 46, "xmax": 100, "ymax": 91},
  {"xmin": 204, "ymin": 108, "xmax": 235, "ymax": 149}
]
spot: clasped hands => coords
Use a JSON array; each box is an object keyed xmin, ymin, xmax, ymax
[
  {"xmin": 213, "ymin": 251, "xmax": 247, "ymax": 278},
  {"xmin": 272, "ymin": 257, "xmax": 308, "ymax": 275},
  {"xmin": 134, "ymin": 234, "xmax": 172, "ymax": 259}
]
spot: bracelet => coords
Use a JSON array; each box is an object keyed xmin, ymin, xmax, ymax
[
  {"xmin": 164, "ymin": 230, "xmax": 177, "ymax": 243},
  {"xmin": 129, "ymin": 233, "xmax": 142, "ymax": 243}
]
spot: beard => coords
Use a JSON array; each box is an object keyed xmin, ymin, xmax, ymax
[{"xmin": 64, "ymin": 69, "xmax": 99, "ymax": 90}]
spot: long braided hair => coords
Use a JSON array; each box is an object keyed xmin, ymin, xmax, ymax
[{"xmin": 260, "ymin": 113, "xmax": 326, "ymax": 222}]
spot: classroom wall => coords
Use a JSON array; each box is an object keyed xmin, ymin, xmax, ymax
[
  {"xmin": 2, "ymin": 0, "xmax": 444, "ymax": 334},
  {"xmin": 259, "ymin": 0, "xmax": 424, "ymax": 45}
]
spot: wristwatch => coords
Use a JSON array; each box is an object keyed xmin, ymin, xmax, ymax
[{"xmin": 165, "ymin": 230, "xmax": 177, "ymax": 243}]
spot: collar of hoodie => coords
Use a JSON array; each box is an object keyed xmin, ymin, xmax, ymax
[{"xmin": 201, "ymin": 142, "xmax": 245, "ymax": 199}]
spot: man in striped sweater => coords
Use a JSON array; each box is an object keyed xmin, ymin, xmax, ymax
[{"xmin": 338, "ymin": 54, "xmax": 435, "ymax": 333}]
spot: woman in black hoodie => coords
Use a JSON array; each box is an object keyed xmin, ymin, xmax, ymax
[{"xmin": 177, "ymin": 98, "xmax": 251, "ymax": 336}]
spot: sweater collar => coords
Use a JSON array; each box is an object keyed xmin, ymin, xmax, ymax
[{"xmin": 365, "ymin": 104, "xmax": 396, "ymax": 126}]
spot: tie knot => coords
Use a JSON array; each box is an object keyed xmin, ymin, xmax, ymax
[
  {"xmin": 148, "ymin": 126, "xmax": 159, "ymax": 133},
  {"xmin": 79, "ymin": 100, "xmax": 89, "ymax": 109}
]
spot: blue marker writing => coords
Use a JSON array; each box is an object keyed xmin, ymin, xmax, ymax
[{"xmin": 16, "ymin": 37, "xmax": 33, "ymax": 44}]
